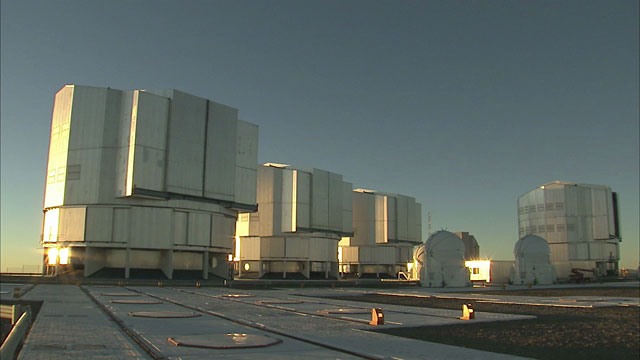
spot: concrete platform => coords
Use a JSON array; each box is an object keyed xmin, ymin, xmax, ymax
[
  {"xmin": 17, "ymin": 285, "xmax": 150, "ymax": 360},
  {"xmin": 18, "ymin": 283, "xmax": 623, "ymax": 359},
  {"xmin": 104, "ymin": 286, "xmax": 529, "ymax": 359}
]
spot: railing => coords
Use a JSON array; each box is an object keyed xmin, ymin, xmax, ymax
[
  {"xmin": 0, "ymin": 305, "xmax": 33, "ymax": 359},
  {"xmin": 0, "ymin": 273, "xmax": 43, "ymax": 277}
]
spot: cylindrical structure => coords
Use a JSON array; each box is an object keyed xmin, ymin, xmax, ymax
[{"xmin": 517, "ymin": 182, "xmax": 621, "ymax": 278}]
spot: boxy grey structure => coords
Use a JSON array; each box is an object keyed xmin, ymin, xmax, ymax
[{"xmin": 42, "ymin": 85, "xmax": 258, "ymax": 279}]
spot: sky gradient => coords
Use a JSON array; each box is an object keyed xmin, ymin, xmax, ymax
[{"xmin": 1, "ymin": 0, "xmax": 638, "ymax": 271}]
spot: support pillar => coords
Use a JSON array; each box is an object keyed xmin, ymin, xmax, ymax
[
  {"xmin": 202, "ymin": 251, "xmax": 209, "ymax": 280},
  {"xmin": 124, "ymin": 247, "xmax": 131, "ymax": 279}
]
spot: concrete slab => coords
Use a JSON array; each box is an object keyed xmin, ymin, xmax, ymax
[
  {"xmin": 123, "ymin": 286, "xmax": 528, "ymax": 359},
  {"xmin": 18, "ymin": 284, "xmax": 151, "ymax": 360},
  {"xmin": 84, "ymin": 286, "xmax": 363, "ymax": 359}
]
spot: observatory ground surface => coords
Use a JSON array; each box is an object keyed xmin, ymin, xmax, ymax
[{"xmin": 1, "ymin": 281, "xmax": 638, "ymax": 359}]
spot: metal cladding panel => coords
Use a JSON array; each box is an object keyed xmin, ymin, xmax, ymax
[
  {"xmin": 396, "ymin": 195, "xmax": 409, "ymax": 241},
  {"xmin": 58, "ymin": 207, "xmax": 86, "ymax": 242},
  {"xmin": 351, "ymin": 191, "xmax": 375, "ymax": 246},
  {"xmin": 341, "ymin": 182, "xmax": 353, "ymax": 233},
  {"xmin": 64, "ymin": 148, "xmax": 102, "ymax": 205},
  {"xmin": 577, "ymin": 217, "xmax": 594, "ymax": 244},
  {"xmin": 386, "ymin": 196, "xmax": 397, "ymax": 240},
  {"xmin": 235, "ymin": 167, "xmax": 257, "ymax": 207},
  {"xmin": 257, "ymin": 166, "xmax": 275, "ymax": 204},
  {"xmin": 258, "ymin": 203, "xmax": 275, "ymax": 237},
  {"xmin": 240, "ymin": 237, "xmax": 260, "ymax": 260},
  {"xmin": 236, "ymin": 213, "xmax": 251, "ymax": 237},
  {"xmin": 44, "ymin": 86, "xmax": 74, "ymax": 208},
  {"xmin": 112, "ymin": 208, "xmax": 129, "ymax": 243},
  {"xmin": 188, "ymin": 212, "xmax": 212, "ymax": 247},
  {"xmin": 359, "ymin": 246, "xmax": 375, "ymax": 262},
  {"xmin": 114, "ymin": 91, "xmax": 134, "ymax": 198},
  {"xmin": 565, "ymin": 186, "xmax": 579, "ymax": 216},
  {"xmin": 235, "ymin": 121, "xmax": 259, "ymax": 205},
  {"xmin": 173, "ymin": 211, "xmax": 188, "ymax": 245},
  {"xmin": 592, "ymin": 216, "xmax": 610, "ymax": 240},
  {"xmin": 261, "ymin": 237, "xmax": 285, "ymax": 258},
  {"xmin": 165, "ymin": 90, "xmax": 207, "ymax": 196},
  {"xmin": 606, "ymin": 191, "xmax": 615, "ymax": 236},
  {"xmin": 414, "ymin": 203, "xmax": 422, "ymax": 243},
  {"xmin": 309, "ymin": 238, "xmax": 337, "ymax": 261},
  {"xmin": 296, "ymin": 171, "xmax": 311, "ymax": 229},
  {"xmin": 341, "ymin": 246, "xmax": 359, "ymax": 263},
  {"xmin": 374, "ymin": 195, "xmax": 388, "ymax": 243},
  {"xmin": 406, "ymin": 198, "xmax": 417, "ymax": 242},
  {"xmin": 549, "ymin": 243, "xmax": 569, "ymax": 262},
  {"xmin": 211, "ymin": 214, "xmax": 234, "ymax": 250},
  {"xmin": 565, "ymin": 217, "xmax": 579, "ymax": 242},
  {"xmin": 249, "ymin": 213, "xmax": 260, "ymax": 235},
  {"xmin": 204, "ymin": 101, "xmax": 237, "ymax": 201},
  {"xmin": 569, "ymin": 243, "xmax": 589, "ymax": 260},
  {"xmin": 588, "ymin": 242, "xmax": 607, "ymax": 260},
  {"xmin": 311, "ymin": 169, "xmax": 329, "ymax": 229},
  {"xmin": 85, "ymin": 207, "xmax": 113, "ymax": 243},
  {"xmin": 68, "ymin": 86, "xmax": 109, "ymax": 151},
  {"xmin": 285, "ymin": 237, "xmax": 309, "ymax": 258},
  {"xmin": 101, "ymin": 89, "xmax": 123, "ymax": 148},
  {"xmin": 235, "ymin": 120, "xmax": 259, "ymax": 169},
  {"xmin": 577, "ymin": 187, "xmax": 593, "ymax": 216},
  {"xmin": 281, "ymin": 169, "xmax": 295, "ymax": 233},
  {"xmin": 379, "ymin": 247, "xmax": 396, "ymax": 264},
  {"xmin": 396, "ymin": 246, "xmax": 411, "ymax": 263},
  {"xmin": 327, "ymin": 172, "xmax": 343, "ymax": 231},
  {"xmin": 129, "ymin": 91, "xmax": 169, "ymax": 193},
  {"xmin": 129, "ymin": 207, "xmax": 171, "ymax": 249}
]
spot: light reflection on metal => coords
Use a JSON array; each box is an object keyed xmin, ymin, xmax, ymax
[
  {"xmin": 353, "ymin": 188, "xmax": 376, "ymax": 193},
  {"xmin": 383, "ymin": 195, "xmax": 388, "ymax": 243},
  {"xmin": 234, "ymin": 235, "xmax": 241, "ymax": 261},
  {"xmin": 291, "ymin": 170, "xmax": 297, "ymax": 231},
  {"xmin": 465, "ymin": 260, "xmax": 491, "ymax": 282},
  {"xmin": 47, "ymin": 248, "xmax": 58, "ymax": 265},
  {"xmin": 44, "ymin": 86, "xmax": 73, "ymax": 208},
  {"xmin": 59, "ymin": 248, "xmax": 69, "ymax": 265},
  {"xmin": 125, "ymin": 91, "xmax": 139, "ymax": 197},
  {"xmin": 263, "ymin": 162, "xmax": 289, "ymax": 168},
  {"xmin": 43, "ymin": 209, "xmax": 60, "ymax": 243}
]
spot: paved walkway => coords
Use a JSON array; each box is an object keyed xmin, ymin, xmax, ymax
[{"xmin": 18, "ymin": 285, "xmax": 151, "ymax": 360}]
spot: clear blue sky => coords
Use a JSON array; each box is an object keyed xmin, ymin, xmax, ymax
[{"xmin": 1, "ymin": 0, "xmax": 638, "ymax": 270}]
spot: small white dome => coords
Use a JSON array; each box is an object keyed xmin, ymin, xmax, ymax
[
  {"xmin": 426, "ymin": 230, "xmax": 465, "ymax": 259},
  {"xmin": 514, "ymin": 235, "xmax": 551, "ymax": 257}
]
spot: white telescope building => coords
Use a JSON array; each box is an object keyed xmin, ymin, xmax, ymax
[
  {"xmin": 235, "ymin": 163, "xmax": 353, "ymax": 279},
  {"xmin": 339, "ymin": 189, "xmax": 422, "ymax": 278},
  {"xmin": 42, "ymin": 85, "xmax": 258, "ymax": 280},
  {"xmin": 518, "ymin": 181, "xmax": 621, "ymax": 279}
]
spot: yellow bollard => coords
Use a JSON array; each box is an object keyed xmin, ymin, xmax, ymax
[
  {"xmin": 460, "ymin": 304, "xmax": 475, "ymax": 320},
  {"xmin": 369, "ymin": 308, "xmax": 384, "ymax": 325}
]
